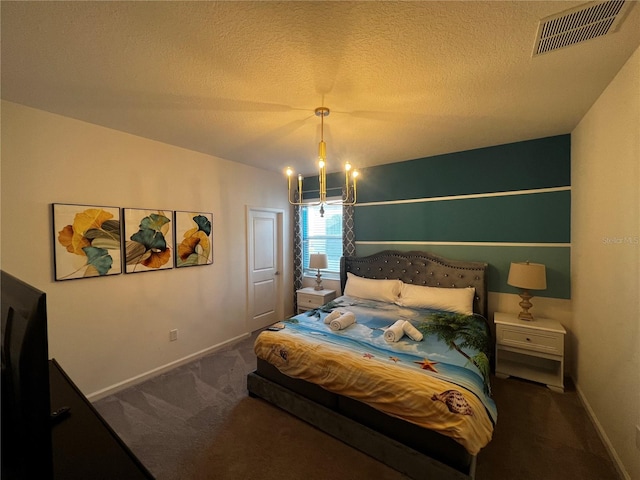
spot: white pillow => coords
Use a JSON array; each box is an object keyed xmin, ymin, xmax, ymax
[
  {"xmin": 343, "ymin": 272, "xmax": 402, "ymax": 303},
  {"xmin": 396, "ymin": 283, "xmax": 475, "ymax": 315}
]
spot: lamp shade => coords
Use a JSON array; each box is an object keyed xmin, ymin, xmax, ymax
[
  {"xmin": 309, "ymin": 253, "xmax": 328, "ymax": 270},
  {"xmin": 507, "ymin": 262, "xmax": 547, "ymax": 290}
]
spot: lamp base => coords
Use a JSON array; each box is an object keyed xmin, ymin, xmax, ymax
[
  {"xmin": 517, "ymin": 310, "xmax": 534, "ymax": 321},
  {"xmin": 517, "ymin": 289, "xmax": 535, "ymax": 321},
  {"xmin": 314, "ymin": 270, "xmax": 324, "ymax": 291}
]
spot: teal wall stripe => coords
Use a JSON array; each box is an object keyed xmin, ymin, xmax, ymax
[
  {"xmin": 299, "ymin": 134, "xmax": 571, "ymax": 299},
  {"xmin": 356, "ymin": 135, "xmax": 570, "ymax": 203},
  {"xmin": 355, "ymin": 243, "xmax": 570, "ymax": 299},
  {"xmin": 354, "ymin": 190, "xmax": 571, "ymax": 243}
]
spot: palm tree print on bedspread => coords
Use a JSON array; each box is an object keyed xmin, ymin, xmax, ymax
[{"xmin": 417, "ymin": 312, "xmax": 492, "ymax": 394}]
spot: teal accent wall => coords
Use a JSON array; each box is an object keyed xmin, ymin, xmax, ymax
[
  {"xmin": 351, "ymin": 135, "xmax": 572, "ymax": 299},
  {"xmin": 358, "ymin": 135, "xmax": 570, "ymax": 203},
  {"xmin": 356, "ymin": 191, "xmax": 570, "ymax": 243}
]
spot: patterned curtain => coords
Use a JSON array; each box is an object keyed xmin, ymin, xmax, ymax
[
  {"xmin": 293, "ymin": 193, "xmax": 303, "ymax": 312},
  {"xmin": 342, "ymin": 187, "xmax": 355, "ymax": 257}
]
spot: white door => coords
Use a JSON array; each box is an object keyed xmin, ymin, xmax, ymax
[{"xmin": 247, "ymin": 208, "xmax": 283, "ymax": 331}]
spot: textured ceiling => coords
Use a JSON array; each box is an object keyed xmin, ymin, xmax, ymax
[{"xmin": 2, "ymin": 1, "xmax": 639, "ymax": 175}]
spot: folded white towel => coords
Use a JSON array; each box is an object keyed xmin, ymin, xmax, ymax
[
  {"xmin": 323, "ymin": 309, "xmax": 343, "ymax": 324},
  {"xmin": 384, "ymin": 319, "xmax": 406, "ymax": 343},
  {"xmin": 329, "ymin": 311, "xmax": 356, "ymax": 331},
  {"xmin": 402, "ymin": 320, "xmax": 423, "ymax": 341}
]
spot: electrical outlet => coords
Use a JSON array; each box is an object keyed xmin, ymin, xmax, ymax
[
  {"xmin": 169, "ymin": 329, "xmax": 178, "ymax": 342},
  {"xmin": 636, "ymin": 425, "xmax": 640, "ymax": 451}
]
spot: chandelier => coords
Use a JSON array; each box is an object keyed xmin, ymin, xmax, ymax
[{"xmin": 286, "ymin": 107, "xmax": 359, "ymax": 217}]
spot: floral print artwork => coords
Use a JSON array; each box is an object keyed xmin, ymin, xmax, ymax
[
  {"xmin": 124, "ymin": 208, "xmax": 173, "ymax": 273},
  {"xmin": 175, "ymin": 211, "xmax": 213, "ymax": 267},
  {"xmin": 53, "ymin": 204, "xmax": 122, "ymax": 280}
]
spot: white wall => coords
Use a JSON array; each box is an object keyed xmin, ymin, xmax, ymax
[
  {"xmin": 0, "ymin": 101, "xmax": 294, "ymax": 398},
  {"xmin": 571, "ymin": 45, "xmax": 640, "ymax": 480}
]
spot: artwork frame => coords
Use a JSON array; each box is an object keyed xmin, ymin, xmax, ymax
[
  {"xmin": 174, "ymin": 211, "xmax": 213, "ymax": 267},
  {"xmin": 52, "ymin": 203, "xmax": 123, "ymax": 281},
  {"xmin": 123, "ymin": 208, "xmax": 174, "ymax": 274}
]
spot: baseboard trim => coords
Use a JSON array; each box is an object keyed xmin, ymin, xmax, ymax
[
  {"xmin": 574, "ymin": 378, "xmax": 630, "ymax": 480},
  {"xmin": 86, "ymin": 332, "xmax": 252, "ymax": 402}
]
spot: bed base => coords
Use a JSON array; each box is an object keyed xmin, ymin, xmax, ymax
[{"xmin": 247, "ymin": 367, "xmax": 476, "ymax": 480}]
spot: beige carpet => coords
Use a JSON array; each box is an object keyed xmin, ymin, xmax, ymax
[
  {"xmin": 178, "ymin": 397, "xmax": 408, "ymax": 480},
  {"xmin": 95, "ymin": 332, "xmax": 620, "ymax": 480}
]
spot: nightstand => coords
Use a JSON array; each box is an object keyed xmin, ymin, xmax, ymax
[
  {"xmin": 494, "ymin": 311, "xmax": 566, "ymax": 392},
  {"xmin": 296, "ymin": 287, "xmax": 336, "ymax": 314}
]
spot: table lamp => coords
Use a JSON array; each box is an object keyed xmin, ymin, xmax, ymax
[
  {"xmin": 507, "ymin": 261, "xmax": 547, "ymax": 321},
  {"xmin": 309, "ymin": 253, "xmax": 328, "ymax": 291}
]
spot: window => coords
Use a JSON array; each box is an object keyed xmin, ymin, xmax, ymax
[{"xmin": 301, "ymin": 202, "xmax": 342, "ymax": 278}]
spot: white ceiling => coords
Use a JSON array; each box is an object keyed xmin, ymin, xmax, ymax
[{"xmin": 2, "ymin": 1, "xmax": 639, "ymax": 175}]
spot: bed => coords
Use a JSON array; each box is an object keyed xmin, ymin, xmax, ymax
[{"xmin": 247, "ymin": 250, "xmax": 495, "ymax": 480}]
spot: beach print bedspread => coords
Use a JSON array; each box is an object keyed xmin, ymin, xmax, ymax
[{"xmin": 254, "ymin": 295, "xmax": 497, "ymax": 455}]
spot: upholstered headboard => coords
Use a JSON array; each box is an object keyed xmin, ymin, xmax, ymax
[{"xmin": 340, "ymin": 250, "xmax": 489, "ymax": 318}]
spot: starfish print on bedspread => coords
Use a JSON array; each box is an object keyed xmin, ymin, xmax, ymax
[{"xmin": 414, "ymin": 358, "xmax": 439, "ymax": 372}]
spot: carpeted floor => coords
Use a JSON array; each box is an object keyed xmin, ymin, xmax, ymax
[{"xmin": 94, "ymin": 332, "xmax": 619, "ymax": 480}]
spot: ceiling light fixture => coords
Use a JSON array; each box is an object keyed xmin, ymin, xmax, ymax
[{"xmin": 286, "ymin": 107, "xmax": 359, "ymax": 217}]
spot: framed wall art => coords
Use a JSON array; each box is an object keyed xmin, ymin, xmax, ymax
[
  {"xmin": 174, "ymin": 211, "xmax": 213, "ymax": 267},
  {"xmin": 52, "ymin": 203, "xmax": 122, "ymax": 280},
  {"xmin": 123, "ymin": 208, "xmax": 173, "ymax": 273}
]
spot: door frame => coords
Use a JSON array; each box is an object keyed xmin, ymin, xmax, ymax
[{"xmin": 245, "ymin": 206, "xmax": 285, "ymax": 331}]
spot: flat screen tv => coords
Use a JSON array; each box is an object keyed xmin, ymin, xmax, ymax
[{"xmin": 1, "ymin": 270, "xmax": 53, "ymax": 479}]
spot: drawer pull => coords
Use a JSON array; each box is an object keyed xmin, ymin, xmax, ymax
[{"xmin": 526, "ymin": 338, "xmax": 531, "ymax": 342}]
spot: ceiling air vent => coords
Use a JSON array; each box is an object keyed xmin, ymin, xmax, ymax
[{"xmin": 533, "ymin": 0, "xmax": 631, "ymax": 56}]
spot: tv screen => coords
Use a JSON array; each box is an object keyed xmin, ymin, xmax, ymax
[{"xmin": 1, "ymin": 270, "xmax": 53, "ymax": 479}]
